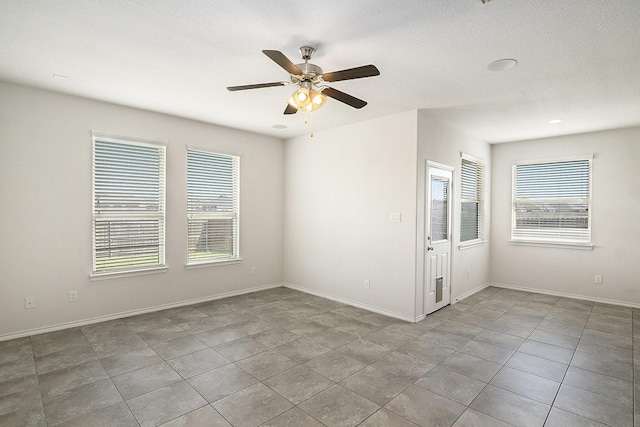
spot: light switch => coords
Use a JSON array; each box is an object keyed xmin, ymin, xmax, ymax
[{"xmin": 389, "ymin": 213, "xmax": 402, "ymax": 223}]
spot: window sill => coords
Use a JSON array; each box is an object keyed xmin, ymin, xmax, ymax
[
  {"xmin": 509, "ymin": 240, "xmax": 594, "ymax": 250},
  {"xmin": 458, "ymin": 240, "xmax": 487, "ymax": 250},
  {"xmin": 90, "ymin": 266, "xmax": 169, "ymax": 281},
  {"xmin": 185, "ymin": 258, "xmax": 242, "ymax": 269}
]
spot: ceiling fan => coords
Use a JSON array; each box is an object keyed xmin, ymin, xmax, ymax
[{"xmin": 227, "ymin": 46, "xmax": 380, "ymax": 115}]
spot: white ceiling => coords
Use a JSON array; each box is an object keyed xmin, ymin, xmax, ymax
[{"xmin": 1, "ymin": 0, "xmax": 639, "ymax": 143}]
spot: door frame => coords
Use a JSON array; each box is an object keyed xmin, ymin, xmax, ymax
[{"xmin": 423, "ymin": 160, "xmax": 455, "ymax": 316}]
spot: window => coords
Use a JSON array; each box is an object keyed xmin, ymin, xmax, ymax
[
  {"xmin": 511, "ymin": 156, "xmax": 592, "ymax": 246},
  {"xmin": 460, "ymin": 155, "xmax": 485, "ymax": 243},
  {"xmin": 431, "ymin": 177, "xmax": 449, "ymax": 242},
  {"xmin": 92, "ymin": 133, "xmax": 166, "ymax": 275},
  {"xmin": 187, "ymin": 147, "xmax": 240, "ymax": 264}
]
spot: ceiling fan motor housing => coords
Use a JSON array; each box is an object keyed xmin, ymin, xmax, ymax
[{"xmin": 295, "ymin": 63, "xmax": 323, "ymax": 81}]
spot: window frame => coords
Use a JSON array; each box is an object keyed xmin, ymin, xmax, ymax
[
  {"xmin": 90, "ymin": 131, "xmax": 167, "ymax": 279},
  {"xmin": 510, "ymin": 155, "xmax": 593, "ymax": 249},
  {"xmin": 459, "ymin": 153, "xmax": 486, "ymax": 249},
  {"xmin": 186, "ymin": 145, "xmax": 241, "ymax": 267}
]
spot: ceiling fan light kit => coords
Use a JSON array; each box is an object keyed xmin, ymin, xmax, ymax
[
  {"xmin": 227, "ymin": 46, "xmax": 379, "ymax": 117},
  {"xmin": 287, "ymin": 87, "xmax": 327, "ymax": 112}
]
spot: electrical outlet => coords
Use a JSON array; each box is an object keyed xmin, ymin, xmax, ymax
[
  {"xmin": 25, "ymin": 296, "xmax": 35, "ymax": 309},
  {"xmin": 466, "ymin": 270, "xmax": 471, "ymax": 279},
  {"xmin": 364, "ymin": 280, "xmax": 370, "ymax": 289},
  {"xmin": 251, "ymin": 267, "xmax": 256, "ymax": 275},
  {"xmin": 69, "ymin": 290, "xmax": 78, "ymax": 302},
  {"xmin": 595, "ymin": 275, "xmax": 603, "ymax": 284}
]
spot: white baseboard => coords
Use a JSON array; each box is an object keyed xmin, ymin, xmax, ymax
[
  {"xmin": 489, "ymin": 282, "xmax": 640, "ymax": 309},
  {"xmin": 413, "ymin": 314, "xmax": 426, "ymax": 322},
  {"xmin": 0, "ymin": 283, "xmax": 283, "ymax": 342},
  {"xmin": 18, "ymin": 280, "xmax": 615, "ymax": 343},
  {"xmin": 283, "ymin": 282, "xmax": 418, "ymax": 323},
  {"xmin": 453, "ymin": 283, "xmax": 491, "ymax": 304}
]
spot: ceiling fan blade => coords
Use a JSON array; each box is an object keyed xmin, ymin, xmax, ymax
[
  {"xmin": 284, "ymin": 104, "xmax": 298, "ymax": 115},
  {"xmin": 321, "ymin": 65, "xmax": 380, "ymax": 82},
  {"xmin": 262, "ymin": 50, "xmax": 303, "ymax": 75},
  {"xmin": 322, "ymin": 87, "xmax": 367, "ymax": 109},
  {"xmin": 227, "ymin": 82, "xmax": 286, "ymax": 91}
]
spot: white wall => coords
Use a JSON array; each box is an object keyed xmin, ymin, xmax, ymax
[
  {"xmin": 490, "ymin": 127, "xmax": 640, "ymax": 305},
  {"xmin": 416, "ymin": 112, "xmax": 492, "ymax": 314},
  {"xmin": 283, "ymin": 111, "xmax": 419, "ymax": 320},
  {"xmin": 6, "ymin": 78, "xmax": 635, "ymax": 339},
  {"xmin": 0, "ymin": 82, "xmax": 284, "ymax": 338}
]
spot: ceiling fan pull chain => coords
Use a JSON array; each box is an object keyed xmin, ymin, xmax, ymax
[{"xmin": 302, "ymin": 110, "xmax": 315, "ymax": 137}]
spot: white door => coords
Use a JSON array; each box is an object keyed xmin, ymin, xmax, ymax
[{"xmin": 424, "ymin": 162, "xmax": 453, "ymax": 315}]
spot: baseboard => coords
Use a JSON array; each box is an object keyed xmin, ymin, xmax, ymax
[
  {"xmin": 0, "ymin": 283, "xmax": 283, "ymax": 342},
  {"xmin": 283, "ymin": 282, "xmax": 417, "ymax": 323},
  {"xmin": 453, "ymin": 283, "xmax": 491, "ymax": 304},
  {"xmin": 413, "ymin": 314, "xmax": 426, "ymax": 322},
  {"xmin": 489, "ymin": 282, "xmax": 640, "ymax": 309}
]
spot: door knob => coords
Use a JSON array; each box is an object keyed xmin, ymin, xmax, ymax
[{"xmin": 427, "ymin": 246, "xmax": 434, "ymax": 251}]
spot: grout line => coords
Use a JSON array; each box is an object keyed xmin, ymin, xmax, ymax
[{"xmin": 539, "ymin": 302, "xmax": 588, "ymax": 425}]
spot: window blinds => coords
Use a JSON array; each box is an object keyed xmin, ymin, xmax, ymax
[
  {"xmin": 512, "ymin": 158, "xmax": 591, "ymax": 244},
  {"xmin": 92, "ymin": 137, "xmax": 166, "ymax": 273},
  {"xmin": 187, "ymin": 149, "xmax": 240, "ymax": 262},
  {"xmin": 460, "ymin": 158, "xmax": 484, "ymax": 243}
]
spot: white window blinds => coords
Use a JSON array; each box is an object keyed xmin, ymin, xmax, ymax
[
  {"xmin": 512, "ymin": 157, "xmax": 592, "ymax": 244},
  {"xmin": 92, "ymin": 135, "xmax": 166, "ymax": 273},
  {"xmin": 460, "ymin": 157, "xmax": 485, "ymax": 243},
  {"xmin": 187, "ymin": 148, "xmax": 240, "ymax": 263}
]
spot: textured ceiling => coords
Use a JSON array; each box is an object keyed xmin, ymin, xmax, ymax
[{"xmin": 1, "ymin": 0, "xmax": 639, "ymax": 142}]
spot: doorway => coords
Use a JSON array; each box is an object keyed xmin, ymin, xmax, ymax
[{"xmin": 424, "ymin": 162, "xmax": 453, "ymax": 315}]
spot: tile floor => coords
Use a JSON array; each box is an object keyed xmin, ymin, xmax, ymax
[{"xmin": 0, "ymin": 286, "xmax": 638, "ymax": 426}]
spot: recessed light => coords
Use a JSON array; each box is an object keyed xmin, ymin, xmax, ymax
[
  {"xmin": 487, "ymin": 59, "xmax": 517, "ymax": 71},
  {"xmin": 272, "ymin": 124, "xmax": 287, "ymax": 129},
  {"xmin": 547, "ymin": 119, "xmax": 562, "ymax": 124}
]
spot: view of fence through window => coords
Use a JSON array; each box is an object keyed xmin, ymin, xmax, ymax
[
  {"xmin": 92, "ymin": 137, "xmax": 166, "ymax": 273},
  {"xmin": 187, "ymin": 149, "xmax": 240, "ymax": 262}
]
